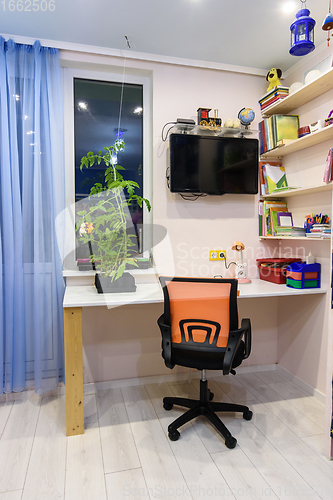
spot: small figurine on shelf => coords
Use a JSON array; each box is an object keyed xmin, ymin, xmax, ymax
[
  {"xmin": 224, "ymin": 118, "xmax": 234, "ymax": 128},
  {"xmin": 224, "ymin": 118, "xmax": 241, "ymax": 128},
  {"xmin": 197, "ymin": 107, "xmax": 211, "ymax": 125},
  {"xmin": 197, "ymin": 108, "xmax": 222, "ymax": 128},
  {"xmin": 266, "ymin": 68, "xmax": 282, "ymax": 92},
  {"xmin": 324, "ymin": 109, "xmax": 333, "ymax": 127}
]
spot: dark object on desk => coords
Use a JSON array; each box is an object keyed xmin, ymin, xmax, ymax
[
  {"xmin": 157, "ymin": 276, "xmax": 252, "ymax": 449},
  {"xmin": 257, "ymin": 258, "xmax": 302, "ymax": 284},
  {"xmin": 95, "ymin": 272, "xmax": 136, "ymax": 294}
]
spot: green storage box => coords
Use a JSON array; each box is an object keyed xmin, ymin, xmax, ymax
[{"xmin": 286, "ymin": 278, "xmax": 319, "ymax": 289}]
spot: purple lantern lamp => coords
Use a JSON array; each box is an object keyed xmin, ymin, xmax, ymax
[{"xmin": 290, "ymin": 0, "xmax": 316, "ymax": 56}]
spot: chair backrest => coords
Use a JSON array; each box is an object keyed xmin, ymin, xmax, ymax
[{"xmin": 159, "ymin": 277, "xmax": 239, "ymax": 349}]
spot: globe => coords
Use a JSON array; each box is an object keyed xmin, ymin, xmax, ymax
[{"xmin": 238, "ymin": 108, "xmax": 255, "ymax": 128}]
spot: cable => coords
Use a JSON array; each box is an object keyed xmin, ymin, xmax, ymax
[
  {"xmin": 166, "ymin": 167, "xmax": 170, "ymax": 189},
  {"xmin": 225, "ymin": 260, "xmax": 237, "ymax": 270},
  {"xmin": 161, "ymin": 121, "xmax": 176, "ymax": 142},
  {"xmin": 117, "ymin": 50, "xmax": 127, "ymax": 138},
  {"xmin": 179, "ymin": 193, "xmax": 207, "ymax": 201}
]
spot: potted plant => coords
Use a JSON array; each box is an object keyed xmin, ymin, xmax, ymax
[{"xmin": 76, "ymin": 139, "xmax": 151, "ymax": 293}]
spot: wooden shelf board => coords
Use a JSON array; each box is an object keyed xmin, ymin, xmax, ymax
[
  {"xmin": 260, "ymin": 124, "xmax": 333, "ymax": 158},
  {"xmin": 261, "ymin": 183, "xmax": 332, "ymax": 199},
  {"xmin": 259, "ymin": 236, "xmax": 330, "ymax": 241},
  {"xmin": 262, "ymin": 68, "xmax": 333, "ymax": 116}
]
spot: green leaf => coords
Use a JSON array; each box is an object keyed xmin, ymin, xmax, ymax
[
  {"xmin": 115, "ymin": 263, "xmax": 126, "ymax": 280},
  {"xmin": 81, "ymin": 157, "xmax": 89, "ymax": 169},
  {"xmin": 144, "ymin": 198, "xmax": 151, "ymax": 211}
]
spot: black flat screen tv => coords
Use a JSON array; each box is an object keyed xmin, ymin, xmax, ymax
[{"xmin": 169, "ymin": 133, "xmax": 259, "ymax": 195}]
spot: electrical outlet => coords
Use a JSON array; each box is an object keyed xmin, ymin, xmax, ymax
[
  {"xmin": 209, "ymin": 250, "xmax": 218, "ymax": 261},
  {"xmin": 218, "ymin": 250, "xmax": 226, "ymax": 261}
]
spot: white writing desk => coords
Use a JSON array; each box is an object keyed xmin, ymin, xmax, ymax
[{"xmin": 63, "ymin": 279, "xmax": 326, "ymax": 436}]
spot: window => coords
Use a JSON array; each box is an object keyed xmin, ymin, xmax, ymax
[{"xmin": 63, "ymin": 68, "xmax": 152, "ymax": 270}]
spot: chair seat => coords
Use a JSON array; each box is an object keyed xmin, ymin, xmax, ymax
[{"xmin": 163, "ymin": 340, "xmax": 245, "ymax": 371}]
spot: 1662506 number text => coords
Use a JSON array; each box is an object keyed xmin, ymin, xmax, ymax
[{"xmin": 2, "ymin": 0, "xmax": 55, "ymax": 11}]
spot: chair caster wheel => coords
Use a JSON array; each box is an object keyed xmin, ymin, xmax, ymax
[
  {"xmin": 243, "ymin": 410, "xmax": 253, "ymax": 421},
  {"xmin": 225, "ymin": 436, "xmax": 237, "ymax": 449},
  {"xmin": 163, "ymin": 402, "xmax": 173, "ymax": 411},
  {"xmin": 209, "ymin": 391, "xmax": 214, "ymax": 401},
  {"xmin": 168, "ymin": 430, "xmax": 180, "ymax": 441}
]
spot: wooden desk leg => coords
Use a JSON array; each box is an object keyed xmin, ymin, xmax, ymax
[{"xmin": 64, "ymin": 307, "xmax": 84, "ymax": 436}]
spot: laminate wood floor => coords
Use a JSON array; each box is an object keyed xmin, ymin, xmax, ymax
[{"xmin": 0, "ymin": 370, "xmax": 331, "ymax": 500}]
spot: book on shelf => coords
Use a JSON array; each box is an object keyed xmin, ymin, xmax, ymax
[
  {"xmin": 276, "ymin": 138, "xmax": 296, "ymax": 147},
  {"xmin": 275, "ymin": 226, "xmax": 306, "ymax": 237},
  {"xmin": 261, "ymin": 200, "xmax": 288, "ymax": 236},
  {"xmin": 270, "ymin": 206, "xmax": 288, "ymax": 235},
  {"xmin": 262, "ymin": 162, "xmax": 288, "ymax": 194},
  {"xmin": 259, "ymin": 114, "xmax": 299, "ymax": 153},
  {"xmin": 258, "ymin": 200, "xmax": 264, "ymax": 236},
  {"xmin": 306, "ymin": 232, "xmax": 327, "ymax": 238},
  {"xmin": 274, "ymin": 114, "xmax": 299, "ymax": 144},
  {"xmin": 259, "ymin": 86, "xmax": 289, "ymax": 112},
  {"xmin": 308, "ymin": 223, "xmax": 331, "ymax": 237},
  {"xmin": 323, "ymin": 147, "xmax": 333, "ymax": 183},
  {"xmin": 260, "ymin": 95, "xmax": 289, "ymax": 112},
  {"xmin": 270, "ymin": 186, "xmax": 298, "ymax": 193},
  {"xmin": 259, "ymin": 86, "xmax": 290, "ymax": 102},
  {"xmin": 291, "ymin": 227, "xmax": 306, "ymax": 236}
]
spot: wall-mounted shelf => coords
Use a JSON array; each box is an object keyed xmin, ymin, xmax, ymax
[
  {"xmin": 260, "ymin": 124, "xmax": 333, "ymax": 158},
  {"xmin": 171, "ymin": 123, "xmax": 258, "ymax": 137},
  {"xmin": 261, "ymin": 183, "xmax": 332, "ymax": 199},
  {"xmin": 259, "ymin": 236, "xmax": 330, "ymax": 241},
  {"xmin": 262, "ymin": 68, "xmax": 333, "ymax": 117}
]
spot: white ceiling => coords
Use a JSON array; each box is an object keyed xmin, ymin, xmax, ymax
[{"xmin": 0, "ymin": 0, "xmax": 329, "ymax": 73}]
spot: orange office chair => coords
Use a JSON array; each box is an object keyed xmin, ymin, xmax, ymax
[{"xmin": 157, "ymin": 277, "xmax": 252, "ymax": 449}]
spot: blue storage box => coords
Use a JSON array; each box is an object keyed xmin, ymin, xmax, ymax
[{"xmin": 285, "ymin": 262, "xmax": 321, "ymax": 289}]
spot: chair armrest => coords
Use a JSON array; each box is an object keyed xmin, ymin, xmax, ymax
[
  {"xmin": 223, "ymin": 318, "xmax": 251, "ymax": 375},
  {"xmin": 157, "ymin": 314, "xmax": 173, "ymax": 368},
  {"xmin": 241, "ymin": 318, "xmax": 251, "ymax": 359}
]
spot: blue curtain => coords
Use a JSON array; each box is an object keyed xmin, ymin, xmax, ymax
[{"xmin": 0, "ymin": 38, "xmax": 65, "ymax": 394}]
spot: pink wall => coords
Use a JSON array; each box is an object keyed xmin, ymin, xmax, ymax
[{"xmin": 62, "ymin": 49, "xmax": 331, "ymax": 398}]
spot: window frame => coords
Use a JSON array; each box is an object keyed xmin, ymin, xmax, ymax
[{"xmin": 62, "ymin": 67, "xmax": 152, "ymax": 271}]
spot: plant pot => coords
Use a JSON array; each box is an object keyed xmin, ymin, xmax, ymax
[{"xmin": 95, "ymin": 272, "xmax": 136, "ymax": 294}]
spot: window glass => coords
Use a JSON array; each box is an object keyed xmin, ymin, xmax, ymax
[{"xmin": 74, "ymin": 78, "xmax": 144, "ymax": 260}]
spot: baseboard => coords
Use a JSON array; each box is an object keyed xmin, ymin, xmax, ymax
[
  {"xmin": 83, "ymin": 364, "xmax": 278, "ymax": 395},
  {"xmin": 1, "ymin": 364, "xmax": 325, "ymax": 405},
  {"xmin": 276, "ymin": 365, "xmax": 326, "ymax": 404}
]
